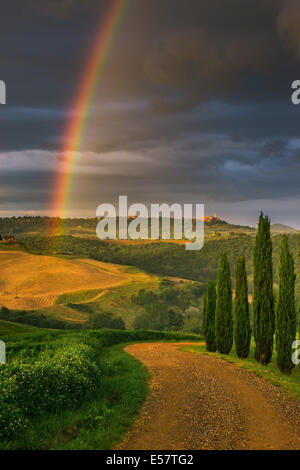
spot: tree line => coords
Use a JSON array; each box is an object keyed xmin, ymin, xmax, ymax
[{"xmin": 203, "ymin": 212, "xmax": 297, "ymax": 374}]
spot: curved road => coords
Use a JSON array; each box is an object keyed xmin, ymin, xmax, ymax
[{"xmin": 117, "ymin": 343, "xmax": 300, "ymax": 450}]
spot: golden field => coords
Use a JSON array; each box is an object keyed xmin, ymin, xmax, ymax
[{"xmin": 0, "ymin": 251, "xmax": 126, "ymax": 310}]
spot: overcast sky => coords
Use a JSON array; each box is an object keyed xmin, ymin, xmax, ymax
[{"xmin": 1, "ymin": 0, "xmax": 300, "ymax": 226}]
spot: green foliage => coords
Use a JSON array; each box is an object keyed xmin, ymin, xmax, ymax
[
  {"xmin": 159, "ymin": 278, "xmax": 174, "ymax": 289},
  {"xmin": 205, "ymin": 280, "xmax": 217, "ymax": 352},
  {"xmin": 215, "ymin": 254, "xmax": 233, "ymax": 354},
  {"xmin": 19, "ymin": 234, "xmax": 253, "ymax": 283},
  {"xmin": 56, "ymin": 288, "xmax": 102, "ymax": 305},
  {"xmin": 234, "ymin": 257, "xmax": 251, "ymax": 358},
  {"xmin": 275, "ymin": 236, "xmax": 297, "ymax": 373},
  {"xmin": 133, "ymin": 304, "xmax": 183, "ymax": 331},
  {"xmin": 17, "ymin": 233, "xmax": 300, "ymax": 301},
  {"xmin": 0, "ymin": 215, "xmax": 252, "ymax": 239},
  {"xmin": 253, "ymin": 213, "xmax": 275, "ymax": 364},
  {"xmin": 131, "ymin": 281, "xmax": 203, "ymax": 332},
  {"xmin": 183, "ymin": 316, "xmax": 202, "ymax": 335},
  {"xmin": 0, "ymin": 320, "xmax": 42, "ymax": 336},
  {"xmin": 0, "ymin": 329, "xmax": 201, "ymax": 445},
  {"xmin": 133, "ymin": 289, "xmax": 158, "ymax": 306},
  {"xmin": 202, "ymin": 292, "xmax": 207, "ymax": 336},
  {"xmin": 86, "ymin": 312, "xmax": 125, "ymax": 330},
  {"xmin": 0, "ymin": 307, "xmax": 10, "ymax": 321},
  {"xmin": 182, "ymin": 307, "xmax": 202, "ymax": 334},
  {"xmin": 0, "ymin": 332, "xmax": 102, "ymax": 441},
  {"xmin": 0, "ymin": 307, "xmax": 80, "ymax": 330}
]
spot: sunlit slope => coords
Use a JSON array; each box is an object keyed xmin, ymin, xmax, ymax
[
  {"xmin": 0, "ymin": 251, "xmax": 125, "ymax": 309},
  {"xmin": 0, "ymin": 320, "xmax": 44, "ymax": 335}
]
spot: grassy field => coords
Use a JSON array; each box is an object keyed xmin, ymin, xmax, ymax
[
  {"xmin": 84, "ymin": 268, "xmax": 160, "ymax": 328},
  {"xmin": 0, "ymin": 249, "xmax": 163, "ymax": 328},
  {"xmin": 0, "ymin": 251, "xmax": 125, "ymax": 310},
  {"xmin": 0, "ymin": 320, "xmax": 45, "ymax": 336},
  {"xmin": 182, "ymin": 341, "xmax": 300, "ymax": 400},
  {"xmin": 0, "ymin": 329, "xmax": 201, "ymax": 450},
  {"xmin": 51, "ymin": 267, "xmax": 160, "ymax": 328},
  {"xmin": 55, "ymin": 288, "xmax": 103, "ymax": 305}
]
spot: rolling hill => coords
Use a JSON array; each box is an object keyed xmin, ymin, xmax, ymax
[
  {"xmin": 0, "ymin": 319, "xmax": 45, "ymax": 336},
  {"xmin": 0, "ymin": 251, "xmax": 126, "ymax": 310},
  {"xmin": 271, "ymin": 224, "xmax": 298, "ymax": 234},
  {"xmin": 0, "ymin": 249, "xmax": 162, "ymax": 328}
]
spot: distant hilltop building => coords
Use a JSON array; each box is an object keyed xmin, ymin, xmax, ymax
[{"xmin": 200, "ymin": 213, "xmax": 220, "ymax": 222}]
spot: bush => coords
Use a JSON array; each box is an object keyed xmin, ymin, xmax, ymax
[
  {"xmin": 0, "ymin": 307, "xmax": 10, "ymax": 321},
  {"xmin": 133, "ymin": 304, "xmax": 183, "ymax": 331},
  {"xmin": 0, "ymin": 329, "xmax": 202, "ymax": 442},
  {"xmin": 86, "ymin": 312, "xmax": 125, "ymax": 330}
]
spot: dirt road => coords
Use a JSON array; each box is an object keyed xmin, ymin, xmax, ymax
[{"xmin": 117, "ymin": 342, "xmax": 300, "ymax": 450}]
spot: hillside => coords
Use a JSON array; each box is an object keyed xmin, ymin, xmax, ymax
[
  {"xmin": 0, "ymin": 215, "xmax": 255, "ymax": 240},
  {"xmin": 271, "ymin": 224, "xmax": 298, "ymax": 234},
  {"xmin": 0, "ymin": 320, "xmax": 44, "ymax": 336},
  {"xmin": 18, "ymin": 232, "xmax": 300, "ymax": 292},
  {"xmin": 0, "ymin": 251, "xmax": 125, "ymax": 310},
  {"xmin": 0, "ymin": 249, "xmax": 163, "ymax": 328}
]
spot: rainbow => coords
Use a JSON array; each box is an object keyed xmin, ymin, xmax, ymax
[{"xmin": 52, "ymin": 0, "xmax": 129, "ymax": 223}]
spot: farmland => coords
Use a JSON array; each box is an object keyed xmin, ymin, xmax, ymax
[
  {"xmin": 0, "ymin": 251, "xmax": 132, "ymax": 310},
  {"xmin": 0, "ymin": 250, "xmax": 163, "ymax": 328}
]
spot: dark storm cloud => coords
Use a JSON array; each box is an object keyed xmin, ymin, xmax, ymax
[
  {"xmin": 278, "ymin": 0, "xmax": 300, "ymax": 57},
  {"xmin": 2, "ymin": 0, "xmax": 300, "ymax": 223}
]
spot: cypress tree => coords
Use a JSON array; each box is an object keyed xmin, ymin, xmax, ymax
[
  {"xmin": 253, "ymin": 212, "xmax": 274, "ymax": 364},
  {"xmin": 205, "ymin": 280, "xmax": 217, "ymax": 352},
  {"xmin": 215, "ymin": 253, "xmax": 233, "ymax": 354},
  {"xmin": 275, "ymin": 236, "xmax": 296, "ymax": 373},
  {"xmin": 202, "ymin": 291, "xmax": 207, "ymax": 336},
  {"xmin": 234, "ymin": 257, "xmax": 251, "ymax": 358}
]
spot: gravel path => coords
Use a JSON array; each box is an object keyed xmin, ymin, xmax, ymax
[{"xmin": 117, "ymin": 342, "xmax": 300, "ymax": 450}]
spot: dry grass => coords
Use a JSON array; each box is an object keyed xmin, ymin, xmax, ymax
[{"xmin": 0, "ymin": 251, "xmax": 125, "ymax": 309}]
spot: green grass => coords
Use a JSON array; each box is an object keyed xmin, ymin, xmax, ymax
[
  {"xmin": 182, "ymin": 340, "xmax": 300, "ymax": 400},
  {"xmin": 50, "ymin": 343, "xmax": 149, "ymax": 450},
  {"xmin": 83, "ymin": 278, "xmax": 160, "ymax": 328},
  {"xmin": 55, "ymin": 288, "xmax": 102, "ymax": 305},
  {"xmin": 0, "ymin": 320, "xmax": 44, "ymax": 336},
  {"xmin": 3, "ymin": 343, "xmax": 149, "ymax": 450},
  {"xmin": 1, "ymin": 329, "xmax": 201, "ymax": 449}
]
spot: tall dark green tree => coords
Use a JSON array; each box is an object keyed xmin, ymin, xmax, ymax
[
  {"xmin": 253, "ymin": 212, "xmax": 274, "ymax": 364},
  {"xmin": 205, "ymin": 280, "xmax": 217, "ymax": 352},
  {"xmin": 215, "ymin": 253, "xmax": 233, "ymax": 354},
  {"xmin": 202, "ymin": 291, "xmax": 207, "ymax": 336},
  {"xmin": 275, "ymin": 236, "xmax": 296, "ymax": 373},
  {"xmin": 234, "ymin": 257, "xmax": 251, "ymax": 358}
]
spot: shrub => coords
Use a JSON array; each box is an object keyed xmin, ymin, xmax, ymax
[{"xmin": 0, "ymin": 329, "xmax": 202, "ymax": 442}]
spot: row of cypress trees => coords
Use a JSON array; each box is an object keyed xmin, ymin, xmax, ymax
[{"xmin": 203, "ymin": 212, "xmax": 297, "ymax": 374}]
